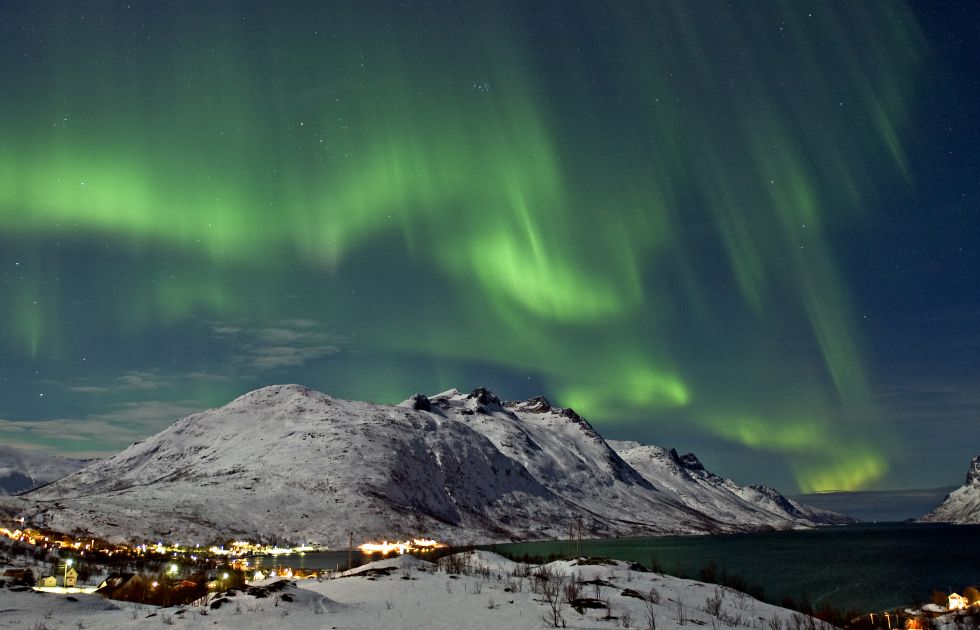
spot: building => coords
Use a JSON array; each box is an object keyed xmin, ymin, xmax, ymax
[
  {"xmin": 948, "ymin": 593, "xmax": 968, "ymax": 611},
  {"xmin": 39, "ymin": 575, "xmax": 57, "ymax": 587},
  {"xmin": 97, "ymin": 573, "xmax": 146, "ymax": 602},
  {"xmin": 64, "ymin": 567, "xmax": 78, "ymax": 588}
]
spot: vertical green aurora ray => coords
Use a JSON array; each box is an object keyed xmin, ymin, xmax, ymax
[{"xmin": 0, "ymin": 2, "xmax": 924, "ymax": 490}]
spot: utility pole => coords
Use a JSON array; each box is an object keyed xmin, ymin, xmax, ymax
[
  {"xmin": 348, "ymin": 531, "xmax": 354, "ymax": 571},
  {"xmin": 569, "ymin": 522, "xmax": 574, "ymax": 558}
]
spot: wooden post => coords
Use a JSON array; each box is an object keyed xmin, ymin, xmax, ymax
[{"xmin": 348, "ymin": 531, "xmax": 354, "ymax": 571}]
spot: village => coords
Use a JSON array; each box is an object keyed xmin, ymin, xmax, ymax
[
  {"xmin": 1, "ymin": 516, "xmax": 978, "ymax": 627},
  {"xmin": 0, "ymin": 516, "xmax": 453, "ymax": 607}
]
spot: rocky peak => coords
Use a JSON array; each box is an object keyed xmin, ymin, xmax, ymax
[
  {"xmin": 406, "ymin": 394, "xmax": 431, "ymax": 412},
  {"xmin": 466, "ymin": 387, "xmax": 504, "ymax": 413},
  {"xmin": 677, "ymin": 452, "xmax": 705, "ymax": 472},
  {"xmin": 967, "ymin": 455, "xmax": 980, "ymax": 486},
  {"xmin": 504, "ymin": 396, "xmax": 552, "ymax": 414}
]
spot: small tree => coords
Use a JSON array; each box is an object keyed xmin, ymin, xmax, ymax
[{"xmin": 540, "ymin": 569, "xmax": 567, "ymax": 628}]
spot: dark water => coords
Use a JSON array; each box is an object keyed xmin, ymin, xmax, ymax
[
  {"xmin": 249, "ymin": 524, "xmax": 978, "ymax": 612},
  {"xmin": 490, "ymin": 524, "xmax": 980, "ymax": 612}
]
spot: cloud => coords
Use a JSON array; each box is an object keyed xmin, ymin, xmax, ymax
[
  {"xmin": 65, "ymin": 370, "xmax": 229, "ymax": 395},
  {"xmin": 209, "ymin": 318, "xmax": 344, "ymax": 373},
  {"xmin": 0, "ymin": 399, "xmax": 206, "ymax": 458}
]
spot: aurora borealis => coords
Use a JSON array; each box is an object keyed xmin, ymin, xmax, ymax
[{"xmin": 1, "ymin": 1, "xmax": 977, "ymax": 494}]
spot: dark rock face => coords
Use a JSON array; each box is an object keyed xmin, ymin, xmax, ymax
[
  {"xmin": 504, "ymin": 396, "xmax": 551, "ymax": 413},
  {"xmin": 467, "ymin": 387, "xmax": 505, "ymax": 414},
  {"xmin": 467, "ymin": 387, "xmax": 501, "ymax": 407},
  {"xmin": 967, "ymin": 455, "xmax": 980, "ymax": 486},
  {"xmin": 408, "ymin": 394, "xmax": 431, "ymax": 412},
  {"xmin": 678, "ymin": 452, "xmax": 705, "ymax": 472}
]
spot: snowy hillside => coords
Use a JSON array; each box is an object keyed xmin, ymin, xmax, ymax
[
  {"xmin": 0, "ymin": 551, "xmax": 832, "ymax": 630},
  {"xmin": 0, "ymin": 445, "xmax": 89, "ymax": 495},
  {"xmin": 3, "ymin": 385, "xmax": 846, "ymax": 545},
  {"xmin": 920, "ymin": 455, "xmax": 980, "ymax": 523}
]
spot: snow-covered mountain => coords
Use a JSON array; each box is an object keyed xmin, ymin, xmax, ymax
[
  {"xmin": 608, "ymin": 441, "xmax": 854, "ymax": 525},
  {"xmin": 920, "ymin": 455, "xmax": 980, "ymax": 523},
  {"xmin": 0, "ymin": 445, "xmax": 89, "ymax": 495},
  {"xmin": 2, "ymin": 385, "xmax": 847, "ymax": 545}
]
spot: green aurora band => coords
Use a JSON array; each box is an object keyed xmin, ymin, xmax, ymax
[{"xmin": 0, "ymin": 1, "xmax": 925, "ymax": 491}]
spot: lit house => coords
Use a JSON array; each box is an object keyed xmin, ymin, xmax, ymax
[
  {"xmin": 39, "ymin": 575, "xmax": 57, "ymax": 587},
  {"xmin": 948, "ymin": 593, "xmax": 968, "ymax": 611}
]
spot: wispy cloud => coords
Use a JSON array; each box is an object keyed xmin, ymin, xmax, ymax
[
  {"xmin": 0, "ymin": 399, "xmax": 206, "ymax": 458},
  {"xmin": 65, "ymin": 370, "xmax": 229, "ymax": 395},
  {"xmin": 209, "ymin": 318, "xmax": 344, "ymax": 373}
]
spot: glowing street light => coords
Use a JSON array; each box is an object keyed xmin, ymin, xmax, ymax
[{"xmin": 62, "ymin": 558, "xmax": 73, "ymax": 589}]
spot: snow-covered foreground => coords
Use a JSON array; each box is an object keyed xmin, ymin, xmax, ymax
[{"xmin": 0, "ymin": 552, "xmax": 831, "ymax": 630}]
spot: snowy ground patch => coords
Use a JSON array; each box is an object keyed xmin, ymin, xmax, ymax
[{"xmin": 0, "ymin": 551, "xmax": 834, "ymax": 629}]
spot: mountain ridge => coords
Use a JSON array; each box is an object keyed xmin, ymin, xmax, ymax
[
  {"xmin": 920, "ymin": 454, "xmax": 980, "ymax": 524},
  {"xmin": 1, "ymin": 384, "xmax": 851, "ymax": 545}
]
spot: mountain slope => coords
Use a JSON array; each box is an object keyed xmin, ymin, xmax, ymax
[
  {"xmin": 608, "ymin": 441, "xmax": 854, "ymax": 526},
  {"xmin": 920, "ymin": 455, "xmax": 980, "ymax": 524},
  {"xmin": 0, "ymin": 445, "xmax": 89, "ymax": 495},
  {"xmin": 5, "ymin": 385, "xmax": 846, "ymax": 545}
]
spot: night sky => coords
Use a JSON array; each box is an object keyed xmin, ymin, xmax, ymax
[{"xmin": 1, "ymin": 1, "xmax": 977, "ymax": 495}]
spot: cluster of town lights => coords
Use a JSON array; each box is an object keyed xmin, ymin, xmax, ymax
[
  {"xmin": 358, "ymin": 538, "xmax": 446, "ymax": 555},
  {"xmin": 5, "ymin": 519, "xmax": 446, "ymax": 566},
  {"xmin": 1, "ymin": 522, "xmax": 323, "ymax": 560}
]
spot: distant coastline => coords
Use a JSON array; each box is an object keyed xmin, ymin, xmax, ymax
[{"xmin": 790, "ymin": 487, "xmax": 958, "ymax": 523}]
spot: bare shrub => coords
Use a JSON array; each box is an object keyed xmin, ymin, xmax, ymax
[
  {"xmin": 563, "ymin": 578, "xmax": 582, "ymax": 604},
  {"xmin": 767, "ymin": 615, "xmax": 784, "ymax": 630},
  {"xmin": 441, "ymin": 554, "xmax": 468, "ymax": 575},
  {"xmin": 647, "ymin": 586, "xmax": 661, "ymax": 604},
  {"xmin": 675, "ymin": 599, "xmax": 687, "ymax": 625},
  {"xmin": 645, "ymin": 599, "xmax": 658, "ymax": 630},
  {"xmin": 703, "ymin": 588, "xmax": 724, "ymax": 617},
  {"xmin": 622, "ymin": 607, "xmax": 633, "ymax": 628},
  {"xmin": 730, "ymin": 588, "xmax": 749, "ymax": 610},
  {"xmin": 540, "ymin": 570, "xmax": 567, "ymax": 628}
]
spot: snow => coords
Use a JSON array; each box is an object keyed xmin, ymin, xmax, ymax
[
  {"xmin": 0, "ymin": 385, "xmax": 849, "ymax": 547},
  {"xmin": 921, "ymin": 455, "xmax": 980, "ymax": 523},
  {"xmin": 0, "ymin": 552, "xmax": 832, "ymax": 630}
]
